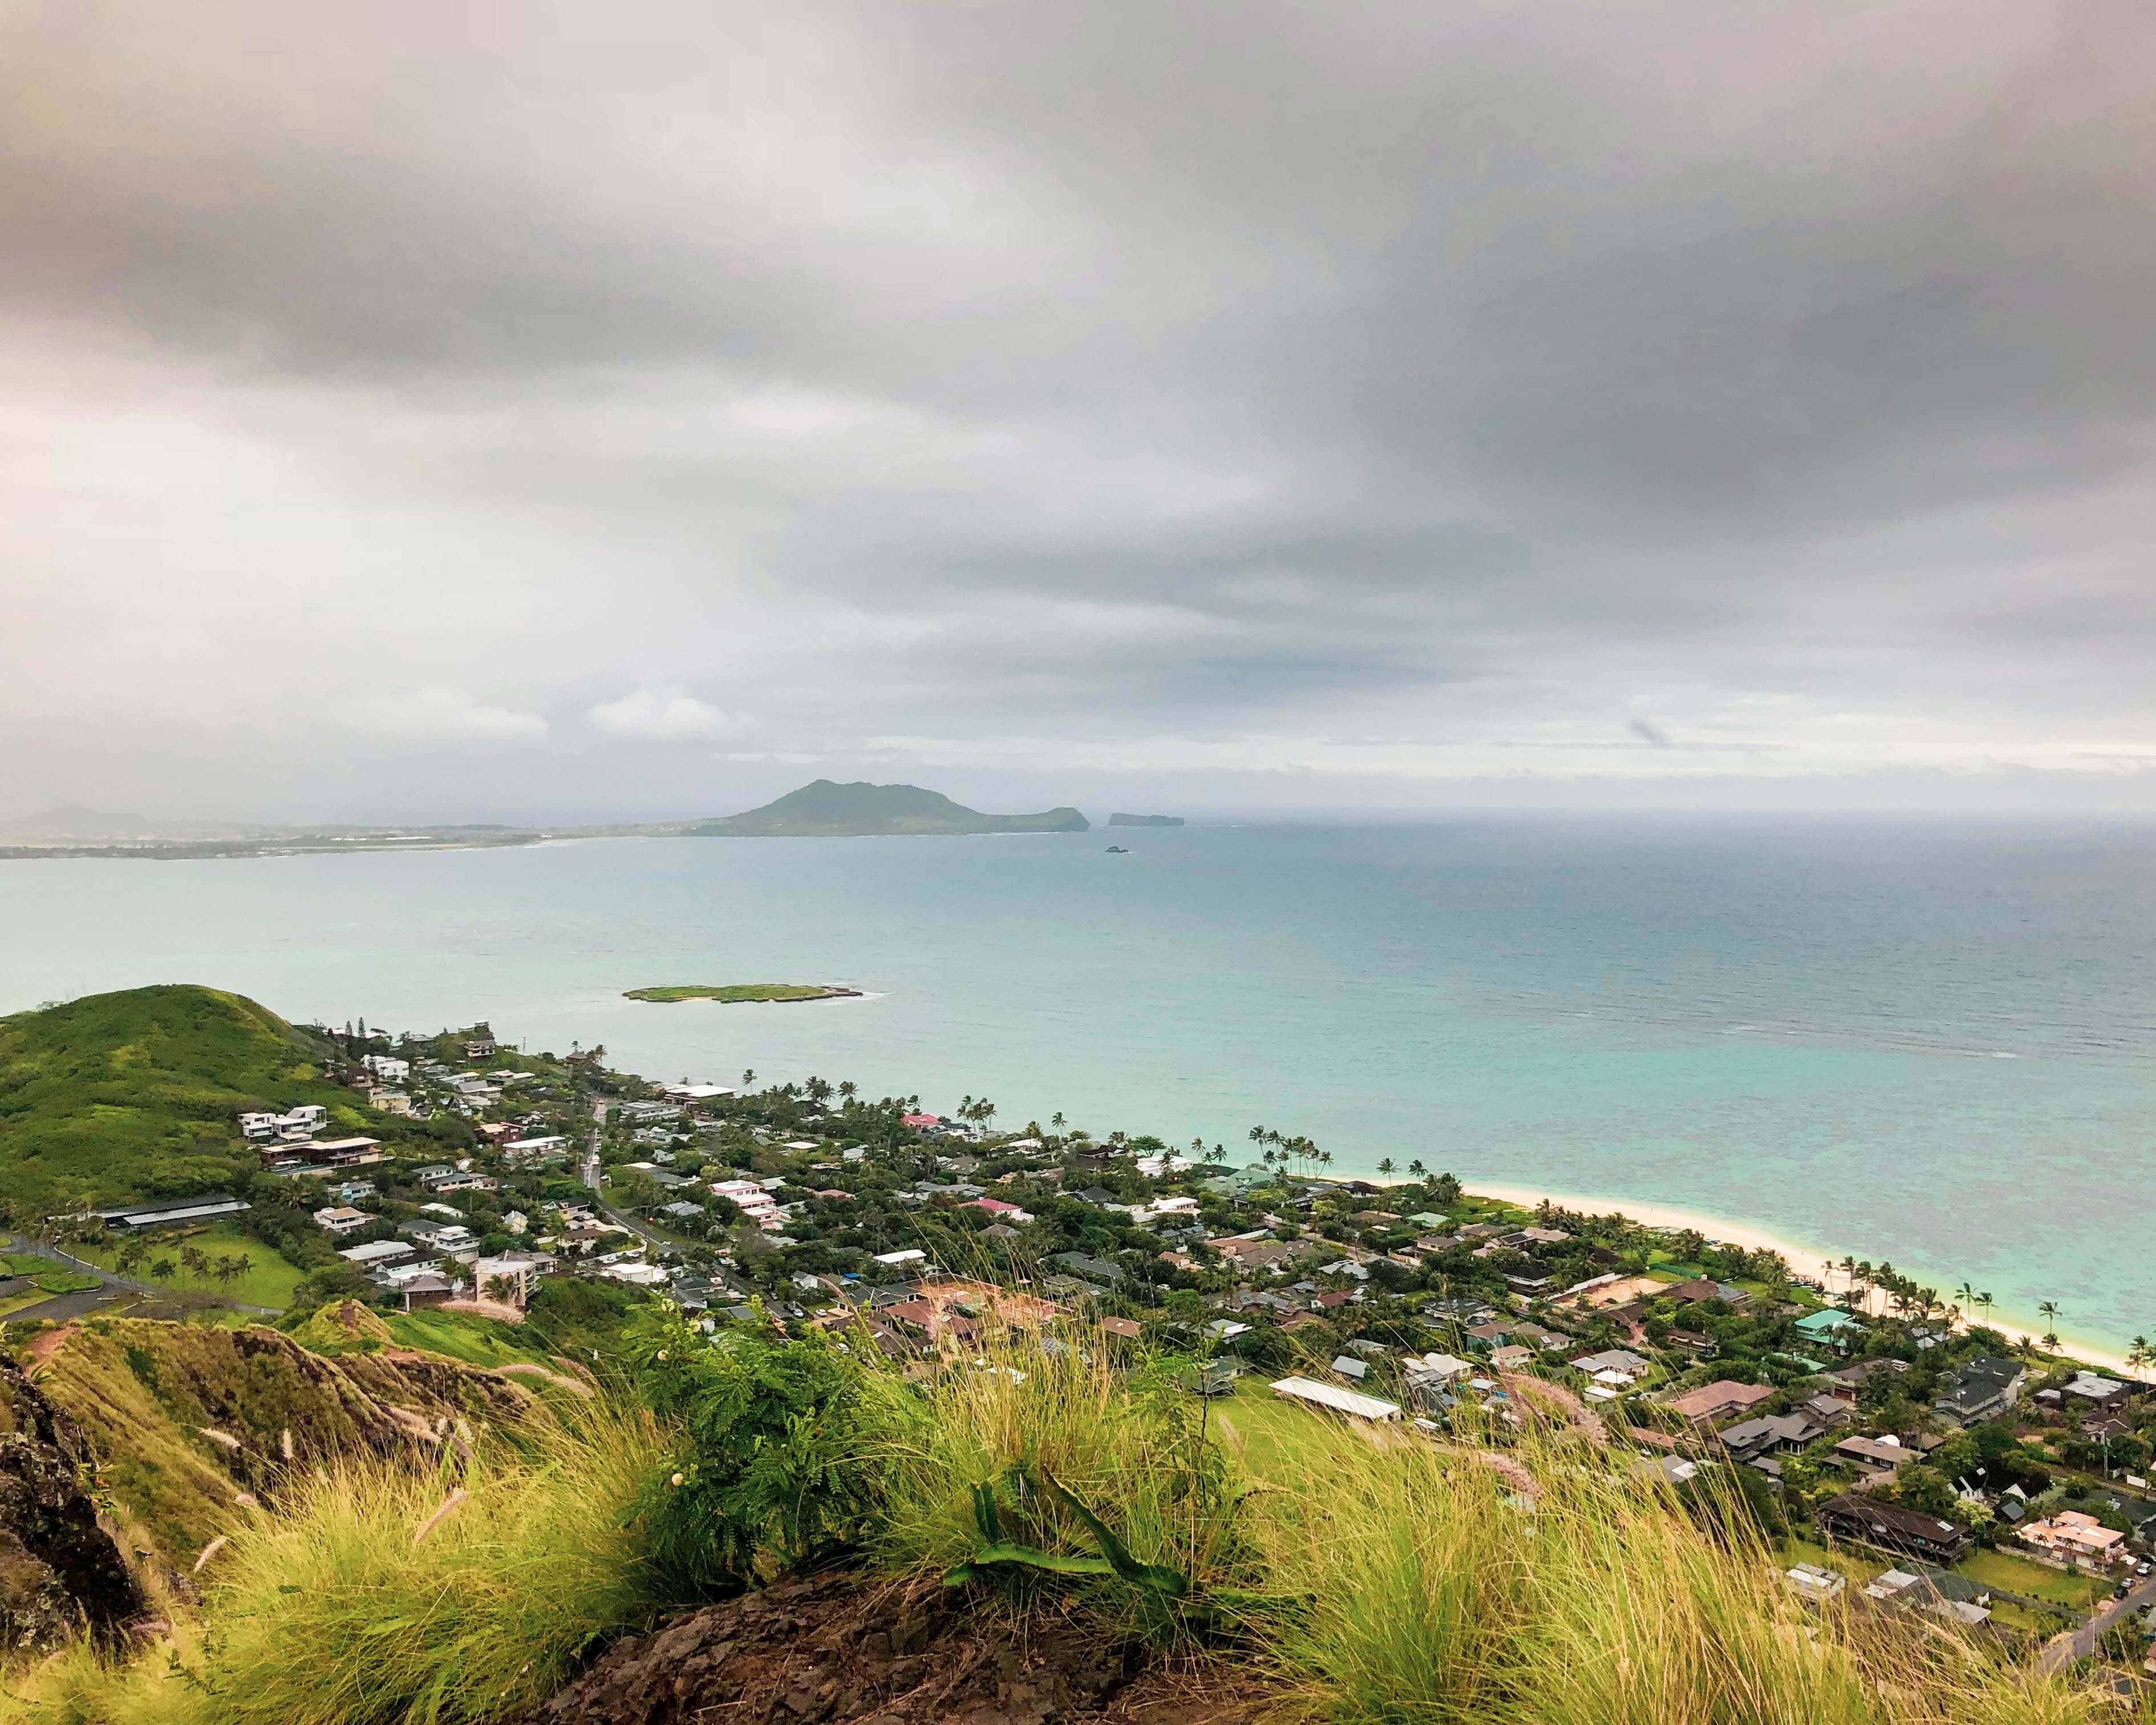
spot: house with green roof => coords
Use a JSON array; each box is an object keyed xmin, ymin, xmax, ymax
[{"xmin": 1794, "ymin": 1307, "xmax": 1860, "ymax": 1345}]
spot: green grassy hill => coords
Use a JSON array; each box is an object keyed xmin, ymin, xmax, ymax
[
  {"xmin": 0, "ymin": 985, "xmax": 387, "ymax": 1217},
  {"xmin": 689, "ymin": 779, "xmax": 1088, "ymax": 836}
]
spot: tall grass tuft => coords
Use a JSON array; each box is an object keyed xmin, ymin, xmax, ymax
[
  {"xmin": 1248, "ymin": 1411, "xmax": 2123, "ymax": 1725},
  {"xmin": 866, "ymin": 1317, "xmax": 1259, "ymax": 1642},
  {"xmin": 10, "ymin": 1400, "xmax": 683, "ymax": 1725}
]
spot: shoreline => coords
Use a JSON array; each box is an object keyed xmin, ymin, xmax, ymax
[{"xmin": 1462, "ymin": 1179, "xmax": 2140, "ymax": 1379}]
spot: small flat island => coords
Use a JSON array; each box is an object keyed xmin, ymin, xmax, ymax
[{"xmin": 622, "ymin": 983, "xmax": 864, "ymax": 1004}]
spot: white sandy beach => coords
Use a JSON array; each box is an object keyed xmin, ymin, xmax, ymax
[{"xmin": 1462, "ymin": 1179, "xmax": 2139, "ymax": 1379}]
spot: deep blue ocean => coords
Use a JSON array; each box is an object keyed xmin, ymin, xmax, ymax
[{"xmin": 2, "ymin": 816, "xmax": 2150, "ymax": 1350}]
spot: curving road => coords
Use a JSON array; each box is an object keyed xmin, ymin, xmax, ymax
[{"xmin": 2036, "ymin": 1570, "xmax": 2156, "ymax": 1675}]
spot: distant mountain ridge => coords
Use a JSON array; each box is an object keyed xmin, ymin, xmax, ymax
[
  {"xmin": 1108, "ymin": 812, "xmax": 1184, "ymax": 827},
  {"xmin": 688, "ymin": 780, "xmax": 1088, "ymax": 837}
]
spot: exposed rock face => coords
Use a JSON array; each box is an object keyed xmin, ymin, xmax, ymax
[
  {"xmin": 0, "ymin": 1355, "xmax": 146, "ymax": 1649},
  {"xmin": 522, "ymin": 1574, "xmax": 1273, "ymax": 1725}
]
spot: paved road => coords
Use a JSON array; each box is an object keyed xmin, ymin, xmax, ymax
[
  {"xmin": 2037, "ymin": 1570, "xmax": 2156, "ymax": 1674},
  {"xmin": 583, "ymin": 1096, "xmax": 671, "ymax": 1252}
]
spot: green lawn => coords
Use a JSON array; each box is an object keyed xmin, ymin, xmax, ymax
[
  {"xmin": 72, "ymin": 1221, "xmax": 307, "ymax": 1309},
  {"xmin": 1211, "ymin": 1379, "xmax": 1368, "ymax": 1481},
  {"xmin": 1777, "ymin": 1536, "xmax": 1888, "ymax": 1586},
  {"xmin": 1954, "ymin": 1548, "xmax": 2110, "ymax": 1609},
  {"xmin": 384, "ymin": 1309, "xmax": 554, "ymax": 1367}
]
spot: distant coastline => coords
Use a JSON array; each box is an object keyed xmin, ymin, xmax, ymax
[{"xmin": 1465, "ymin": 1178, "xmax": 2139, "ymax": 1378}]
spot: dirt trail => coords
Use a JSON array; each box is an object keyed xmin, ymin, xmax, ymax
[
  {"xmin": 520, "ymin": 1572, "xmax": 1283, "ymax": 1725},
  {"xmin": 21, "ymin": 1323, "xmax": 79, "ymax": 1367}
]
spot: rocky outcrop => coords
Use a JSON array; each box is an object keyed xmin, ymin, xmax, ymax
[
  {"xmin": 0, "ymin": 1354, "xmax": 146, "ymax": 1649},
  {"xmin": 521, "ymin": 1574, "xmax": 1274, "ymax": 1725}
]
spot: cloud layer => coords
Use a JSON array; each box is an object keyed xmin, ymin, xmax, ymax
[
  {"xmin": 587, "ymin": 689, "xmax": 752, "ymax": 743},
  {"xmin": 2, "ymin": 0, "xmax": 2154, "ymax": 819}
]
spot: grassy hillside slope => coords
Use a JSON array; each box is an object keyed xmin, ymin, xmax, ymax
[
  {"xmin": 0, "ymin": 986, "xmax": 394, "ymax": 1216},
  {"xmin": 31, "ymin": 1310, "xmax": 540, "ymax": 1564}
]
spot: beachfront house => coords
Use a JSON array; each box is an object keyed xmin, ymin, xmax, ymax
[
  {"xmin": 2063, "ymin": 1372, "xmax": 2131, "ymax": 1416},
  {"xmin": 1794, "ymin": 1308, "xmax": 1861, "ymax": 1349}
]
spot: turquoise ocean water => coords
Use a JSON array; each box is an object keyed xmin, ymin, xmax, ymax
[{"xmin": 1, "ymin": 816, "xmax": 2150, "ymax": 1351}]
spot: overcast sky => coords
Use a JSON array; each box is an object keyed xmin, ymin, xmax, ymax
[{"xmin": 5, "ymin": 0, "xmax": 2155, "ymax": 823}]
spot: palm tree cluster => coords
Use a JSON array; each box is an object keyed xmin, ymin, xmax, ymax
[
  {"xmin": 114, "ymin": 1234, "xmax": 253, "ymax": 1293},
  {"xmin": 1246, "ymin": 1124, "xmax": 1334, "ymax": 1178},
  {"xmin": 1831, "ymin": 1256, "xmax": 1968, "ymax": 1330}
]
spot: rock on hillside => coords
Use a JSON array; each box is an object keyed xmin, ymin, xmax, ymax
[
  {"xmin": 521, "ymin": 1572, "xmax": 1273, "ymax": 1725},
  {"xmin": 0, "ymin": 1351, "xmax": 146, "ymax": 1649},
  {"xmin": 31, "ymin": 1310, "xmax": 537, "ymax": 1566}
]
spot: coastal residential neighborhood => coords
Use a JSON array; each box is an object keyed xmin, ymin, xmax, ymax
[{"xmin": 10, "ymin": 995, "xmax": 2156, "ymax": 1693}]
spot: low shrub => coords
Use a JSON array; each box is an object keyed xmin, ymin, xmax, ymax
[{"xmin": 625, "ymin": 1302, "xmax": 895, "ymax": 1593}]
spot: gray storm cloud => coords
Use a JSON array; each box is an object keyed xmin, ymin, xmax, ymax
[{"xmin": 2, "ymin": 0, "xmax": 2154, "ymax": 819}]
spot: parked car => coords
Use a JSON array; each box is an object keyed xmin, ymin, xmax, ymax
[{"xmin": 2113, "ymin": 1580, "xmax": 2133, "ymax": 1600}]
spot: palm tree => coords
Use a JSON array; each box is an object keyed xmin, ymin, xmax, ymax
[
  {"xmin": 1377, "ymin": 1157, "xmax": 1396, "ymax": 1180},
  {"xmin": 2126, "ymin": 1337, "xmax": 2152, "ymax": 1383},
  {"xmin": 151, "ymin": 1258, "xmax": 175, "ymax": 1281},
  {"xmin": 213, "ymin": 1256, "xmax": 238, "ymax": 1291},
  {"xmin": 740, "ymin": 1068, "xmax": 756, "ymax": 1088},
  {"xmin": 1408, "ymin": 1159, "xmax": 1426, "ymax": 1178},
  {"xmin": 2037, "ymin": 1301, "xmax": 2062, "ymax": 1350},
  {"xmin": 1975, "ymin": 1291, "xmax": 1995, "ymax": 1327},
  {"xmin": 233, "ymin": 1253, "xmax": 253, "ymax": 1286}
]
